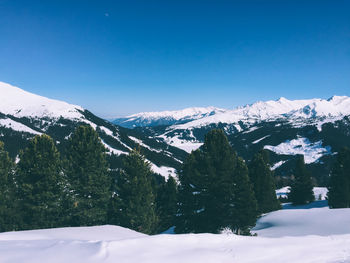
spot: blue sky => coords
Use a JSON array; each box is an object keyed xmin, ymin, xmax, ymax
[{"xmin": 0, "ymin": 0, "xmax": 349, "ymax": 117}]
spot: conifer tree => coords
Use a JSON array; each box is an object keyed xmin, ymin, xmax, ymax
[
  {"xmin": 156, "ymin": 176, "xmax": 178, "ymax": 232},
  {"xmin": 16, "ymin": 135, "xmax": 65, "ymax": 230},
  {"xmin": 233, "ymin": 157, "xmax": 258, "ymax": 234},
  {"xmin": 65, "ymin": 125, "xmax": 110, "ymax": 226},
  {"xmin": 288, "ymin": 155, "xmax": 314, "ymax": 205},
  {"xmin": 0, "ymin": 141, "xmax": 16, "ymax": 232},
  {"xmin": 249, "ymin": 150, "xmax": 280, "ymax": 213},
  {"xmin": 175, "ymin": 150, "xmax": 204, "ymax": 233},
  {"xmin": 176, "ymin": 129, "xmax": 257, "ymax": 234},
  {"xmin": 328, "ymin": 147, "xmax": 350, "ymax": 208},
  {"xmin": 110, "ymin": 149, "xmax": 157, "ymax": 234}
]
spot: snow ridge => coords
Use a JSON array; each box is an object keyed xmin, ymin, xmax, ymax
[
  {"xmin": 0, "ymin": 81, "xmax": 84, "ymax": 120},
  {"xmin": 173, "ymin": 96, "xmax": 350, "ymax": 130}
]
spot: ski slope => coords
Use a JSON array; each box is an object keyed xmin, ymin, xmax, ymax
[{"xmin": 1, "ymin": 203, "xmax": 350, "ymax": 263}]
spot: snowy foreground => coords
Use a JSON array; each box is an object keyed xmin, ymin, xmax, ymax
[{"xmin": 1, "ymin": 202, "xmax": 350, "ymax": 263}]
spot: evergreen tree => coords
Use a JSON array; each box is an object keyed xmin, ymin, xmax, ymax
[
  {"xmin": 175, "ymin": 150, "xmax": 204, "ymax": 233},
  {"xmin": 288, "ymin": 155, "xmax": 315, "ymax": 205},
  {"xmin": 65, "ymin": 125, "xmax": 110, "ymax": 226},
  {"xmin": 249, "ymin": 150, "xmax": 280, "ymax": 213},
  {"xmin": 110, "ymin": 149, "xmax": 157, "ymax": 234},
  {"xmin": 233, "ymin": 157, "xmax": 258, "ymax": 235},
  {"xmin": 156, "ymin": 176, "xmax": 178, "ymax": 232},
  {"xmin": 328, "ymin": 147, "xmax": 350, "ymax": 208},
  {"xmin": 16, "ymin": 135, "xmax": 66, "ymax": 230},
  {"xmin": 176, "ymin": 129, "xmax": 257, "ymax": 234},
  {"xmin": 0, "ymin": 141, "xmax": 16, "ymax": 232}
]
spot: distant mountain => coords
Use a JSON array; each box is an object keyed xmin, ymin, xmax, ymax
[
  {"xmin": 118, "ymin": 96, "xmax": 350, "ymax": 186},
  {"xmin": 112, "ymin": 107, "xmax": 226, "ymax": 128},
  {"xmin": 0, "ymin": 81, "xmax": 186, "ymax": 179}
]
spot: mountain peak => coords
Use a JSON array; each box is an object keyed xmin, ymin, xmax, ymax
[{"xmin": 0, "ymin": 81, "xmax": 83, "ymax": 120}]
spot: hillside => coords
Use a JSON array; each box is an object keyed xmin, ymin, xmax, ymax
[{"xmin": 0, "ymin": 81, "xmax": 186, "ymax": 179}]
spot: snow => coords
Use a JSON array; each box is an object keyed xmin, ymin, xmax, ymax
[
  {"xmin": 101, "ymin": 140, "xmax": 128, "ymax": 156},
  {"xmin": 0, "ymin": 118, "xmax": 42, "ymax": 135},
  {"xmin": 264, "ymin": 137, "xmax": 332, "ymax": 164},
  {"xmin": 253, "ymin": 203, "xmax": 350, "ymax": 237},
  {"xmin": 0, "ymin": 81, "xmax": 84, "ymax": 120},
  {"xmin": 158, "ymin": 134, "xmax": 202, "ymax": 153},
  {"xmin": 276, "ymin": 186, "xmax": 328, "ymax": 200},
  {"xmin": 271, "ymin": 160, "xmax": 286, "ymax": 170},
  {"xmin": 122, "ymin": 106, "xmax": 225, "ymax": 122},
  {"xmin": 1, "ymin": 204, "xmax": 350, "ymax": 263},
  {"xmin": 149, "ymin": 162, "xmax": 177, "ymax": 180},
  {"xmin": 129, "ymin": 136, "xmax": 162, "ymax": 153},
  {"xmin": 313, "ymin": 187, "xmax": 329, "ymax": 200},
  {"xmin": 149, "ymin": 96, "xmax": 350, "ymax": 131},
  {"xmin": 252, "ymin": 135, "xmax": 270, "ymax": 144}
]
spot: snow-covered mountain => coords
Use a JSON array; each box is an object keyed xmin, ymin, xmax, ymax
[
  {"xmin": 116, "ymin": 96, "xmax": 350, "ymax": 130},
  {"xmin": 0, "ymin": 81, "xmax": 84, "ymax": 120},
  {"xmin": 117, "ymin": 96, "xmax": 350, "ymax": 185},
  {"xmin": 113, "ymin": 106, "xmax": 226, "ymax": 128},
  {"xmin": 0, "ymin": 81, "xmax": 186, "ymax": 179}
]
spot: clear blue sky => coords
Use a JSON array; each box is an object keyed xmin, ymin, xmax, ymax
[{"xmin": 0, "ymin": 0, "xmax": 349, "ymax": 117}]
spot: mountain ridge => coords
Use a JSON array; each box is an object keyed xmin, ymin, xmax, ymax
[{"xmin": 114, "ymin": 95, "xmax": 350, "ymax": 130}]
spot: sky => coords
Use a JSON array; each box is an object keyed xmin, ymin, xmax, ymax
[{"xmin": 0, "ymin": 0, "xmax": 349, "ymax": 118}]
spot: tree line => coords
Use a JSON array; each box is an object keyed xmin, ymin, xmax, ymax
[
  {"xmin": 0, "ymin": 125, "xmax": 176, "ymax": 234},
  {"xmin": 3, "ymin": 127, "xmax": 345, "ymax": 235}
]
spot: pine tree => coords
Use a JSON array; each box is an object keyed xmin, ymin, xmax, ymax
[
  {"xmin": 288, "ymin": 155, "xmax": 315, "ymax": 205},
  {"xmin": 249, "ymin": 150, "xmax": 280, "ymax": 213},
  {"xmin": 65, "ymin": 125, "xmax": 110, "ymax": 226},
  {"xmin": 175, "ymin": 150, "xmax": 204, "ymax": 233},
  {"xmin": 176, "ymin": 129, "xmax": 257, "ymax": 234},
  {"xmin": 328, "ymin": 147, "xmax": 350, "ymax": 208},
  {"xmin": 16, "ymin": 135, "xmax": 66, "ymax": 230},
  {"xmin": 110, "ymin": 149, "xmax": 157, "ymax": 234},
  {"xmin": 156, "ymin": 176, "xmax": 178, "ymax": 232},
  {"xmin": 0, "ymin": 141, "xmax": 16, "ymax": 232},
  {"xmin": 233, "ymin": 157, "xmax": 258, "ymax": 235}
]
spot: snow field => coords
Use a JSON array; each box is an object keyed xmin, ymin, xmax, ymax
[{"xmin": 1, "ymin": 204, "xmax": 350, "ymax": 263}]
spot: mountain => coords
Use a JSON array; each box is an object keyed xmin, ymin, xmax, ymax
[
  {"xmin": 0, "ymin": 81, "xmax": 186, "ymax": 179},
  {"xmin": 113, "ymin": 106, "xmax": 226, "ymax": 128},
  {"xmin": 117, "ymin": 96, "xmax": 350, "ymax": 186}
]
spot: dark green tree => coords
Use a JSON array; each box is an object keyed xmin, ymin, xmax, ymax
[
  {"xmin": 249, "ymin": 150, "xmax": 280, "ymax": 213},
  {"xmin": 0, "ymin": 141, "xmax": 16, "ymax": 232},
  {"xmin": 176, "ymin": 129, "xmax": 257, "ymax": 234},
  {"xmin": 175, "ymin": 150, "xmax": 204, "ymax": 233},
  {"xmin": 156, "ymin": 176, "xmax": 178, "ymax": 232},
  {"xmin": 65, "ymin": 125, "xmax": 110, "ymax": 226},
  {"xmin": 328, "ymin": 147, "xmax": 350, "ymax": 208},
  {"xmin": 233, "ymin": 157, "xmax": 258, "ymax": 235},
  {"xmin": 16, "ymin": 135, "xmax": 66, "ymax": 230},
  {"xmin": 288, "ymin": 155, "xmax": 315, "ymax": 205},
  {"xmin": 110, "ymin": 149, "xmax": 157, "ymax": 234}
]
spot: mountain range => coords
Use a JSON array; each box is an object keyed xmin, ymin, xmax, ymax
[
  {"xmin": 113, "ymin": 94, "xmax": 350, "ymax": 185},
  {"xmin": 1, "ymin": 80, "xmax": 350, "ymax": 185}
]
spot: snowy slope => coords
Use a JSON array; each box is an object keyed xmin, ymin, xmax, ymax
[
  {"xmin": 0, "ymin": 81, "xmax": 84, "ymax": 120},
  {"xmin": 253, "ymin": 203, "xmax": 350, "ymax": 237},
  {"xmin": 0, "ymin": 81, "xmax": 185, "ymax": 179},
  {"xmin": 113, "ymin": 107, "xmax": 226, "ymax": 128},
  {"xmin": 1, "ymin": 205, "xmax": 350, "ymax": 263}
]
